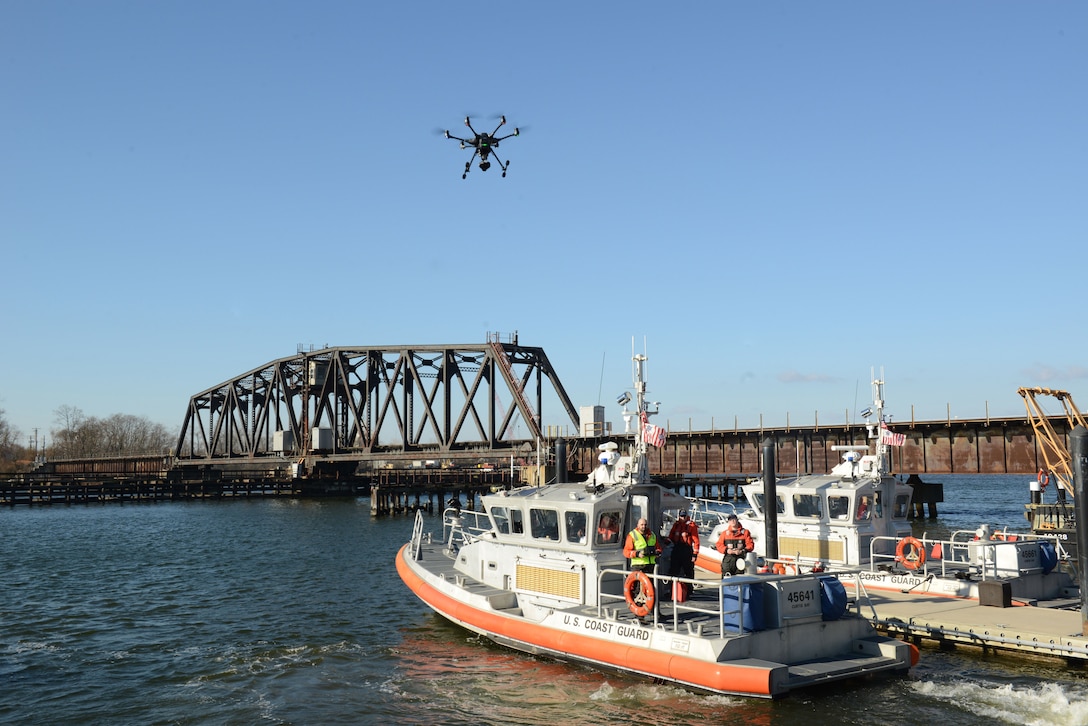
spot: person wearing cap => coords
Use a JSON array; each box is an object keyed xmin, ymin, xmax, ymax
[
  {"xmin": 667, "ymin": 510, "xmax": 700, "ymax": 582},
  {"xmin": 715, "ymin": 514, "xmax": 754, "ymax": 577}
]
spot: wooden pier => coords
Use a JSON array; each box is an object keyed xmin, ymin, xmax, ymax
[{"xmin": 0, "ymin": 467, "xmax": 505, "ymax": 515}]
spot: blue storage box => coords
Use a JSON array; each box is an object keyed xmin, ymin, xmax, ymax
[
  {"xmin": 721, "ymin": 578, "xmax": 765, "ymax": 632},
  {"xmin": 818, "ymin": 576, "xmax": 848, "ymax": 620}
]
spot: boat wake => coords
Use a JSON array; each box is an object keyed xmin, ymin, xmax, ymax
[{"xmin": 912, "ymin": 679, "xmax": 1088, "ymax": 725}]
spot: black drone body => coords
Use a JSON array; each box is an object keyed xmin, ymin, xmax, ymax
[{"xmin": 444, "ymin": 116, "xmax": 520, "ymax": 179}]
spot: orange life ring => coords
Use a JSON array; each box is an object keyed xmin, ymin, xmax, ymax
[
  {"xmin": 1038, "ymin": 470, "xmax": 1050, "ymax": 490},
  {"xmin": 896, "ymin": 536, "xmax": 926, "ymax": 570},
  {"xmin": 991, "ymin": 532, "xmax": 1019, "ymax": 542},
  {"xmin": 623, "ymin": 571, "xmax": 656, "ymax": 618},
  {"xmin": 771, "ymin": 560, "xmax": 798, "ymax": 576}
]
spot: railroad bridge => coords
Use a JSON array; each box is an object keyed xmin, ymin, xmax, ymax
[{"xmin": 4, "ymin": 337, "xmax": 1074, "ymax": 509}]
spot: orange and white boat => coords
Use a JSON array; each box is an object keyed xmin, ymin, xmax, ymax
[{"xmin": 396, "ymin": 353, "xmax": 918, "ymax": 699}]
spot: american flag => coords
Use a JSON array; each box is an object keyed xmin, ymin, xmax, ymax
[
  {"xmin": 644, "ymin": 423, "xmax": 666, "ymax": 448},
  {"xmin": 880, "ymin": 422, "xmax": 906, "ymax": 447}
]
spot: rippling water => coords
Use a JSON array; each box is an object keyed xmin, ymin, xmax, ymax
[{"xmin": 2, "ymin": 476, "xmax": 1088, "ymax": 725}]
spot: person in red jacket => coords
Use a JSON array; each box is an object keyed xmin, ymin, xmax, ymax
[
  {"xmin": 667, "ymin": 511, "xmax": 700, "ymax": 581},
  {"xmin": 715, "ymin": 514, "xmax": 754, "ymax": 577}
]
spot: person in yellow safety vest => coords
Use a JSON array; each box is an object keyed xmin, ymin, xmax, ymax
[
  {"xmin": 624, "ymin": 518, "xmax": 662, "ymax": 573},
  {"xmin": 623, "ymin": 517, "xmax": 663, "ymax": 612}
]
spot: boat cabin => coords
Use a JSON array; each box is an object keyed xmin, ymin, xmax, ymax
[{"xmin": 732, "ymin": 453, "xmax": 914, "ymax": 567}]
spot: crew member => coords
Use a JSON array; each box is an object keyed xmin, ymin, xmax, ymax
[
  {"xmin": 667, "ymin": 511, "xmax": 700, "ymax": 581},
  {"xmin": 596, "ymin": 514, "xmax": 619, "ymax": 544},
  {"xmin": 624, "ymin": 518, "xmax": 662, "ymax": 574},
  {"xmin": 623, "ymin": 517, "xmax": 662, "ymax": 611},
  {"xmin": 715, "ymin": 514, "xmax": 754, "ymax": 577}
]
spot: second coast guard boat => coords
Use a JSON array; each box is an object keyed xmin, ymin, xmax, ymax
[
  {"xmin": 693, "ymin": 376, "xmax": 1078, "ymax": 607},
  {"xmin": 396, "ymin": 354, "xmax": 918, "ymax": 699}
]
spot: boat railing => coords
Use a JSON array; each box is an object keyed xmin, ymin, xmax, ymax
[
  {"xmin": 840, "ymin": 570, "xmax": 882, "ymax": 621},
  {"xmin": 596, "ymin": 565, "xmax": 765, "ymax": 635},
  {"xmin": 674, "ymin": 498, "xmax": 740, "ymax": 535},
  {"xmin": 867, "ymin": 534, "xmax": 981, "ymax": 579},
  {"xmin": 442, "ymin": 506, "xmax": 492, "ymax": 551},
  {"xmin": 867, "ymin": 532, "xmax": 1064, "ymax": 581},
  {"xmin": 948, "ymin": 527, "xmax": 1071, "ymax": 559},
  {"xmin": 410, "ymin": 509, "xmax": 428, "ymax": 560}
]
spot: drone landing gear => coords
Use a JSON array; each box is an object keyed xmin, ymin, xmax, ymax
[
  {"xmin": 457, "ymin": 147, "xmax": 511, "ymax": 179},
  {"xmin": 486, "ymin": 156, "xmax": 510, "ymax": 178}
]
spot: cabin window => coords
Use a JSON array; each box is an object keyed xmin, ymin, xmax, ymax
[
  {"xmin": 510, "ymin": 509, "xmax": 525, "ymax": 534},
  {"xmin": 753, "ymin": 493, "xmax": 786, "ymax": 515},
  {"xmin": 595, "ymin": 511, "xmax": 622, "ymax": 545},
  {"xmin": 892, "ymin": 495, "xmax": 910, "ymax": 519},
  {"xmin": 491, "ymin": 506, "xmax": 512, "ymax": 534},
  {"xmin": 530, "ymin": 508, "xmax": 560, "ymax": 541},
  {"xmin": 792, "ymin": 493, "xmax": 823, "ymax": 518},
  {"xmin": 565, "ymin": 512, "xmax": 588, "ymax": 544},
  {"xmin": 856, "ymin": 496, "xmax": 872, "ymax": 521},
  {"xmin": 828, "ymin": 495, "xmax": 850, "ymax": 520}
]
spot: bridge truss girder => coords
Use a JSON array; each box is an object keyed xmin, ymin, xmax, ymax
[{"xmin": 174, "ymin": 342, "xmax": 580, "ymax": 461}]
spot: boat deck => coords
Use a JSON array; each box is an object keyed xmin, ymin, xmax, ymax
[{"xmin": 854, "ymin": 585, "xmax": 1088, "ymax": 661}]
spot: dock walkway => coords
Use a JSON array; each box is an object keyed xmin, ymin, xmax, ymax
[{"xmin": 853, "ymin": 585, "xmax": 1088, "ymax": 662}]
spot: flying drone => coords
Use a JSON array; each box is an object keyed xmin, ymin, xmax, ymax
[{"xmin": 444, "ymin": 115, "xmax": 520, "ymax": 179}]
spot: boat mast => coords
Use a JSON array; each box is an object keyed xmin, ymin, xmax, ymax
[
  {"xmin": 618, "ymin": 350, "xmax": 658, "ymax": 485},
  {"xmin": 869, "ymin": 368, "xmax": 890, "ymax": 476}
]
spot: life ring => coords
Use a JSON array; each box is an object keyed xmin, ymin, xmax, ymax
[
  {"xmin": 1038, "ymin": 470, "xmax": 1050, "ymax": 490},
  {"xmin": 771, "ymin": 560, "xmax": 799, "ymax": 576},
  {"xmin": 623, "ymin": 571, "xmax": 656, "ymax": 618},
  {"xmin": 896, "ymin": 536, "xmax": 926, "ymax": 570},
  {"xmin": 991, "ymin": 532, "xmax": 1019, "ymax": 542}
]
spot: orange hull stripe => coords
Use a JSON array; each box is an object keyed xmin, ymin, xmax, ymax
[{"xmin": 396, "ymin": 544, "xmax": 775, "ymax": 696}]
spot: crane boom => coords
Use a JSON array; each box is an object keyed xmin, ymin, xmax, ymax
[{"xmin": 1017, "ymin": 386, "xmax": 1088, "ymax": 498}]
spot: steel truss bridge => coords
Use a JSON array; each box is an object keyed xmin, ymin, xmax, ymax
[
  {"xmin": 173, "ymin": 335, "xmax": 580, "ymax": 478},
  {"xmin": 12, "ymin": 339, "xmax": 1082, "ymax": 506}
]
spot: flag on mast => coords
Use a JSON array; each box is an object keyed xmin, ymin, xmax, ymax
[
  {"xmin": 880, "ymin": 422, "xmax": 905, "ymax": 447},
  {"xmin": 643, "ymin": 422, "xmax": 666, "ymax": 448}
]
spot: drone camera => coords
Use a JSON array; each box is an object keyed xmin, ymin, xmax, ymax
[{"xmin": 480, "ymin": 161, "xmax": 491, "ymax": 171}]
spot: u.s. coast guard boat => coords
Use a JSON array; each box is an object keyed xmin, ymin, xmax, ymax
[
  {"xmin": 693, "ymin": 376, "xmax": 1078, "ymax": 607},
  {"xmin": 396, "ymin": 354, "xmax": 918, "ymax": 699}
]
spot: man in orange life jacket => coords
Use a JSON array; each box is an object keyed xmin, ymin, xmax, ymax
[
  {"xmin": 667, "ymin": 511, "xmax": 700, "ymax": 581},
  {"xmin": 715, "ymin": 514, "xmax": 754, "ymax": 577}
]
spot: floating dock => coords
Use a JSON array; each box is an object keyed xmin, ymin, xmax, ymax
[{"xmin": 851, "ymin": 584, "xmax": 1088, "ymax": 663}]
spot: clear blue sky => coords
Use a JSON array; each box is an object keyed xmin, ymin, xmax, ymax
[{"xmin": 2, "ymin": 2, "xmax": 1086, "ymax": 443}]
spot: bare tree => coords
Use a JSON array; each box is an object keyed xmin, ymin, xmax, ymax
[
  {"xmin": 51, "ymin": 406, "xmax": 175, "ymax": 458},
  {"xmin": 99, "ymin": 413, "xmax": 173, "ymax": 455},
  {"xmin": 0, "ymin": 407, "xmax": 24, "ymax": 470},
  {"xmin": 51, "ymin": 405, "xmax": 88, "ymax": 458}
]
